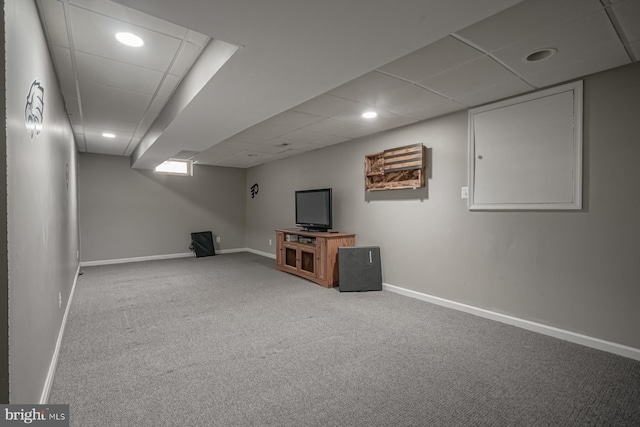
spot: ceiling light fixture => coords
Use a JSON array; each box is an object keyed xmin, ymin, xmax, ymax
[
  {"xmin": 362, "ymin": 111, "xmax": 378, "ymax": 119},
  {"xmin": 524, "ymin": 48, "xmax": 557, "ymax": 63},
  {"xmin": 102, "ymin": 132, "xmax": 116, "ymax": 138},
  {"xmin": 115, "ymin": 32, "xmax": 144, "ymax": 47}
]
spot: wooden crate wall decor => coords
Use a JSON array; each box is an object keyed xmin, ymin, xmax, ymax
[{"xmin": 365, "ymin": 143, "xmax": 426, "ymax": 191}]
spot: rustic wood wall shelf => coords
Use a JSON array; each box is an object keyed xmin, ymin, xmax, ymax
[{"xmin": 365, "ymin": 143, "xmax": 426, "ymax": 191}]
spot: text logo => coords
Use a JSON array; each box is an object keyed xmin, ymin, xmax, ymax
[
  {"xmin": 250, "ymin": 183, "xmax": 259, "ymax": 198},
  {"xmin": 1, "ymin": 405, "xmax": 69, "ymax": 426}
]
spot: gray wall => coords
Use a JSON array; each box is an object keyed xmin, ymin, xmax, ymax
[
  {"xmin": 5, "ymin": 0, "xmax": 80, "ymax": 403},
  {"xmin": 0, "ymin": 2, "xmax": 8, "ymax": 403},
  {"xmin": 246, "ymin": 62, "xmax": 640, "ymax": 350},
  {"xmin": 79, "ymin": 153, "xmax": 246, "ymax": 262}
]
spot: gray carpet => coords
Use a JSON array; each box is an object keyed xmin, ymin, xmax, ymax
[{"xmin": 50, "ymin": 253, "xmax": 640, "ymax": 426}]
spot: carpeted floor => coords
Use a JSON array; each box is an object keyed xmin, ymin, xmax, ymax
[{"xmin": 50, "ymin": 253, "xmax": 640, "ymax": 426}]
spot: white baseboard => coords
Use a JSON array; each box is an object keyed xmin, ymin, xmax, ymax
[
  {"xmin": 40, "ymin": 264, "xmax": 81, "ymax": 404},
  {"xmin": 246, "ymin": 248, "xmax": 276, "ymax": 259},
  {"xmin": 383, "ymin": 283, "xmax": 640, "ymax": 362},
  {"xmin": 217, "ymin": 248, "xmax": 248, "ymax": 255},
  {"xmin": 79, "ymin": 249, "xmax": 273, "ymax": 266},
  {"xmin": 80, "ymin": 252, "xmax": 194, "ymax": 267}
]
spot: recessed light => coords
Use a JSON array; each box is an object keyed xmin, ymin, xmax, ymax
[
  {"xmin": 115, "ymin": 32, "xmax": 144, "ymax": 47},
  {"xmin": 102, "ymin": 133, "xmax": 116, "ymax": 138},
  {"xmin": 362, "ymin": 111, "xmax": 378, "ymax": 119},
  {"xmin": 524, "ymin": 48, "xmax": 557, "ymax": 63}
]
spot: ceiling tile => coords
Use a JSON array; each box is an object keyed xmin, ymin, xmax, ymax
[
  {"xmin": 83, "ymin": 126, "xmax": 133, "ymax": 142},
  {"xmin": 84, "ymin": 126, "xmax": 132, "ymax": 155},
  {"xmin": 172, "ymin": 150, "xmax": 200, "ymax": 159},
  {"xmin": 69, "ymin": 5, "xmax": 183, "ymax": 72},
  {"xmin": 157, "ymin": 74, "xmax": 181, "ymax": 98},
  {"xmin": 455, "ymin": 0, "xmax": 604, "ymax": 52},
  {"xmin": 327, "ymin": 71, "xmax": 410, "ymax": 105},
  {"xmin": 82, "ymin": 117, "xmax": 140, "ymax": 133},
  {"xmin": 136, "ymin": 97, "xmax": 168, "ymax": 134},
  {"xmin": 292, "ymin": 94, "xmax": 367, "ymax": 118},
  {"xmin": 65, "ymin": 97, "xmax": 81, "ymax": 120},
  {"xmin": 214, "ymin": 139, "xmax": 259, "ymax": 153},
  {"xmin": 169, "ymin": 42, "xmax": 205, "ymax": 76},
  {"xmin": 206, "ymin": 139, "xmax": 246, "ymax": 157},
  {"xmin": 612, "ymin": 0, "xmax": 640, "ymax": 43},
  {"xmin": 135, "ymin": 122, "xmax": 151, "ymax": 138},
  {"xmin": 222, "ymin": 130, "xmax": 271, "ymax": 145},
  {"xmin": 250, "ymin": 144, "xmax": 292, "ymax": 155},
  {"xmin": 453, "ymin": 78, "xmax": 534, "ymax": 107},
  {"xmin": 192, "ymin": 143, "xmax": 245, "ymax": 164},
  {"xmin": 79, "ymin": 81, "xmax": 153, "ymax": 123},
  {"xmin": 74, "ymin": 133, "xmax": 87, "ymax": 152},
  {"xmin": 76, "ymin": 51, "xmax": 164, "ymax": 95},
  {"xmin": 377, "ymin": 36, "xmax": 483, "ymax": 82},
  {"xmin": 85, "ymin": 138, "xmax": 130, "ymax": 156},
  {"xmin": 52, "ymin": 46, "xmax": 76, "ymax": 99},
  {"xmin": 521, "ymin": 46, "xmax": 630, "ymax": 88},
  {"xmin": 377, "ymin": 84, "xmax": 456, "ymax": 116},
  {"xmin": 38, "ymin": 0, "xmax": 69, "ymax": 48},
  {"xmin": 279, "ymin": 128, "xmax": 326, "ymax": 144},
  {"xmin": 366, "ymin": 110, "xmax": 417, "ymax": 131},
  {"xmin": 216, "ymin": 139, "xmax": 259, "ymax": 151},
  {"xmin": 400, "ymin": 99, "xmax": 467, "ymax": 121},
  {"xmin": 69, "ymin": 113, "xmax": 83, "ymax": 126},
  {"xmin": 186, "ymin": 30, "xmax": 210, "ymax": 47},
  {"xmin": 287, "ymin": 143, "xmax": 319, "ymax": 153},
  {"xmin": 493, "ymin": 10, "xmax": 623, "ymax": 78},
  {"xmin": 244, "ymin": 122, "xmax": 296, "ymax": 138},
  {"xmin": 338, "ymin": 126, "xmax": 376, "ymax": 139},
  {"xmin": 265, "ymin": 110, "xmax": 325, "ymax": 128},
  {"xmin": 124, "ymin": 138, "xmax": 140, "ymax": 156},
  {"xmin": 215, "ymin": 151, "xmax": 273, "ymax": 168},
  {"xmin": 302, "ymin": 118, "xmax": 361, "ymax": 136},
  {"xmin": 69, "ymin": 0, "xmax": 189, "ymax": 39},
  {"xmin": 328, "ymin": 110, "xmax": 381, "ymax": 129},
  {"xmin": 145, "ymin": 96, "xmax": 168, "ymax": 117},
  {"xmin": 309, "ymin": 135, "xmax": 350, "ymax": 147},
  {"xmin": 263, "ymin": 137, "xmax": 317, "ymax": 151},
  {"xmin": 418, "ymin": 56, "xmax": 517, "ymax": 99}
]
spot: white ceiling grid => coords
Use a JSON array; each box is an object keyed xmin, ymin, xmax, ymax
[
  {"xmin": 36, "ymin": 0, "xmax": 210, "ymax": 156},
  {"xmin": 36, "ymin": 0, "xmax": 640, "ymax": 169}
]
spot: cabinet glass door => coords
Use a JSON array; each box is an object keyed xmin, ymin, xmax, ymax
[
  {"xmin": 285, "ymin": 247, "xmax": 297, "ymax": 269},
  {"xmin": 300, "ymin": 249, "xmax": 315, "ymax": 275}
]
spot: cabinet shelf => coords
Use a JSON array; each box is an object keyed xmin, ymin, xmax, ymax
[{"xmin": 365, "ymin": 143, "xmax": 426, "ymax": 191}]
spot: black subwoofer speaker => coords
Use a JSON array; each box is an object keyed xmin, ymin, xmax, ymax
[
  {"xmin": 191, "ymin": 231, "xmax": 215, "ymax": 257},
  {"xmin": 338, "ymin": 246, "xmax": 382, "ymax": 292}
]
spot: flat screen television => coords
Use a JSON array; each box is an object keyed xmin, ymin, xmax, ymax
[{"xmin": 295, "ymin": 188, "xmax": 332, "ymax": 231}]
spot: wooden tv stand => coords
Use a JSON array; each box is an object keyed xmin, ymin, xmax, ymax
[{"xmin": 275, "ymin": 228, "xmax": 356, "ymax": 288}]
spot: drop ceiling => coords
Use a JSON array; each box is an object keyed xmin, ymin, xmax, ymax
[{"xmin": 37, "ymin": 0, "xmax": 640, "ymax": 169}]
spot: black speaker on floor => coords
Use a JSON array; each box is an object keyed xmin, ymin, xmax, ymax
[
  {"xmin": 191, "ymin": 231, "xmax": 215, "ymax": 257},
  {"xmin": 338, "ymin": 246, "xmax": 382, "ymax": 292}
]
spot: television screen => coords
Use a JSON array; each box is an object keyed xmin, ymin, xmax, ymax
[{"xmin": 295, "ymin": 188, "xmax": 332, "ymax": 231}]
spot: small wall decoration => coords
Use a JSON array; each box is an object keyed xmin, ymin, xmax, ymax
[
  {"xmin": 365, "ymin": 143, "xmax": 426, "ymax": 191},
  {"xmin": 250, "ymin": 183, "xmax": 259, "ymax": 198},
  {"xmin": 25, "ymin": 79, "xmax": 45, "ymax": 139}
]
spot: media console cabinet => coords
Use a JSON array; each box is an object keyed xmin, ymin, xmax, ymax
[{"xmin": 275, "ymin": 228, "xmax": 356, "ymax": 288}]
